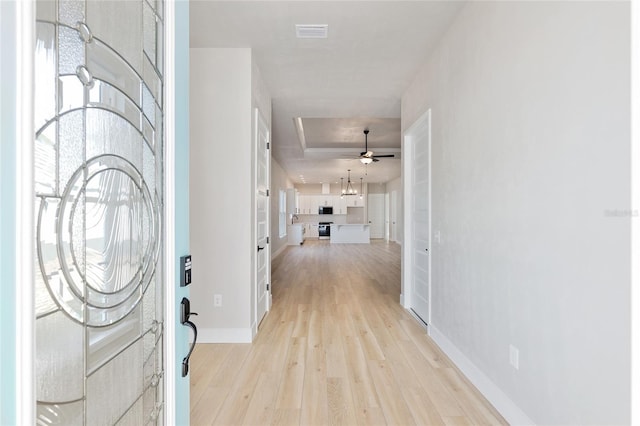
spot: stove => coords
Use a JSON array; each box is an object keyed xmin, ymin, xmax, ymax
[{"xmin": 318, "ymin": 222, "xmax": 332, "ymax": 239}]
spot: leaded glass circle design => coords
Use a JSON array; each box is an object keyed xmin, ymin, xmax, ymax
[
  {"xmin": 39, "ymin": 154, "xmax": 160, "ymax": 327},
  {"xmin": 35, "ymin": 0, "xmax": 166, "ymax": 421}
]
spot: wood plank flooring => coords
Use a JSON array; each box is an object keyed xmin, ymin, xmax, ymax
[{"xmin": 190, "ymin": 240, "xmax": 507, "ymax": 425}]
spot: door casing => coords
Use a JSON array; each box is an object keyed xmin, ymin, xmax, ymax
[
  {"xmin": 254, "ymin": 107, "xmax": 271, "ymax": 333},
  {"xmin": 402, "ymin": 109, "xmax": 432, "ymax": 329}
]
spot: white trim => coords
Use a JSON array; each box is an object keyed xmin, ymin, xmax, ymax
[
  {"xmin": 254, "ymin": 107, "xmax": 271, "ymax": 330},
  {"xmin": 429, "ymin": 325, "xmax": 535, "ymax": 426},
  {"xmin": 198, "ymin": 328, "xmax": 253, "ymax": 343},
  {"xmin": 163, "ymin": 0, "xmax": 177, "ymax": 423},
  {"xmin": 402, "ymin": 109, "xmax": 432, "ymax": 322},
  {"xmin": 632, "ymin": 0, "xmax": 640, "ymax": 423},
  {"xmin": 251, "ymin": 321, "xmax": 258, "ymax": 339},
  {"xmin": 16, "ymin": 1, "xmax": 35, "ymax": 424}
]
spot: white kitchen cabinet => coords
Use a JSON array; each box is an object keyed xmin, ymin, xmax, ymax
[
  {"xmin": 317, "ymin": 195, "xmax": 333, "ymax": 207},
  {"xmin": 287, "ymin": 224, "xmax": 305, "ymax": 245},
  {"xmin": 298, "ymin": 193, "xmax": 357, "ymax": 214},
  {"xmin": 297, "ymin": 195, "xmax": 307, "ymax": 214},
  {"xmin": 308, "ymin": 195, "xmax": 320, "ymax": 214},
  {"xmin": 298, "ymin": 194, "xmax": 314, "ymax": 214},
  {"xmin": 345, "ymin": 196, "xmax": 365, "ymax": 208},
  {"xmin": 286, "ymin": 188, "xmax": 299, "ymax": 214},
  {"xmin": 306, "ymin": 223, "xmax": 319, "ymax": 238},
  {"xmin": 334, "ymin": 196, "xmax": 347, "ymax": 214}
]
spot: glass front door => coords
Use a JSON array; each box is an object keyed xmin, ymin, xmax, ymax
[{"xmin": 34, "ymin": 1, "xmax": 165, "ymax": 424}]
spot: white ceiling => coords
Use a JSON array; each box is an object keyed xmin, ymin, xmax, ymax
[{"xmin": 190, "ymin": 0, "xmax": 465, "ymax": 184}]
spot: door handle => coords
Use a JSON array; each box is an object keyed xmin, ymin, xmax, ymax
[
  {"xmin": 257, "ymin": 245, "xmax": 265, "ymax": 252},
  {"xmin": 180, "ymin": 297, "xmax": 198, "ymax": 377}
]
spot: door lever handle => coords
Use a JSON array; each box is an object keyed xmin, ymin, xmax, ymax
[
  {"xmin": 257, "ymin": 245, "xmax": 265, "ymax": 252},
  {"xmin": 180, "ymin": 297, "xmax": 198, "ymax": 377},
  {"xmin": 182, "ymin": 320, "xmax": 198, "ymax": 377}
]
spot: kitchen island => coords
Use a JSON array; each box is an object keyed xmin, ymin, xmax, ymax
[
  {"xmin": 330, "ymin": 224, "xmax": 370, "ymax": 244},
  {"xmin": 287, "ymin": 223, "xmax": 305, "ymax": 245}
]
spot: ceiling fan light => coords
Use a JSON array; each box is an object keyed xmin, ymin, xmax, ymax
[{"xmin": 360, "ymin": 157, "xmax": 373, "ymax": 164}]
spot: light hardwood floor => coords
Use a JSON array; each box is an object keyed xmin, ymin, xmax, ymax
[{"xmin": 190, "ymin": 240, "xmax": 507, "ymax": 426}]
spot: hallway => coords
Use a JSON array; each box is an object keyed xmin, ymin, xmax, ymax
[{"xmin": 190, "ymin": 241, "xmax": 506, "ymax": 425}]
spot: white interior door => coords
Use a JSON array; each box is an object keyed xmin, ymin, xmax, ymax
[
  {"xmin": 33, "ymin": 0, "xmax": 167, "ymax": 423},
  {"xmin": 390, "ymin": 190, "xmax": 398, "ymax": 242},
  {"xmin": 405, "ymin": 110, "xmax": 431, "ymax": 325},
  {"xmin": 368, "ymin": 194, "xmax": 385, "ymax": 238},
  {"xmin": 384, "ymin": 193, "xmax": 390, "ymax": 241},
  {"xmin": 255, "ymin": 109, "xmax": 270, "ymax": 328}
]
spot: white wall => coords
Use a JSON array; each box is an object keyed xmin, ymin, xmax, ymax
[
  {"xmin": 367, "ymin": 182, "xmax": 386, "ymax": 194},
  {"xmin": 402, "ymin": 2, "xmax": 630, "ymax": 424},
  {"xmin": 270, "ymin": 158, "xmax": 293, "ymax": 259},
  {"xmin": 190, "ymin": 48, "xmax": 269, "ymax": 342}
]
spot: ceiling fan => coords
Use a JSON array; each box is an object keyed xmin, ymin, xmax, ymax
[{"xmin": 359, "ymin": 129, "xmax": 395, "ymax": 164}]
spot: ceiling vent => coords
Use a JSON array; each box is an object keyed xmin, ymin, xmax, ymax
[{"xmin": 295, "ymin": 24, "xmax": 328, "ymax": 39}]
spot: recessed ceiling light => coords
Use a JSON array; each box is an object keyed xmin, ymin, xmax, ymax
[{"xmin": 295, "ymin": 24, "xmax": 328, "ymax": 39}]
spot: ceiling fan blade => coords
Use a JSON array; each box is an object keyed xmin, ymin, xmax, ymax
[
  {"xmin": 372, "ymin": 158, "xmax": 380, "ymax": 162},
  {"xmin": 372, "ymin": 154, "xmax": 395, "ymax": 158}
]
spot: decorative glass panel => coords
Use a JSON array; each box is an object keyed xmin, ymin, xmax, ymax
[
  {"xmin": 58, "ymin": 26, "xmax": 85, "ymax": 75},
  {"xmin": 88, "ymin": 79, "xmax": 142, "ymax": 131},
  {"xmin": 142, "ymin": 83, "xmax": 155, "ymax": 127},
  {"xmin": 143, "ymin": 380, "xmax": 160, "ymax": 424},
  {"xmin": 59, "ymin": 75, "xmax": 85, "ymax": 114},
  {"xmin": 86, "ymin": 0, "xmax": 143, "ymax": 73},
  {"xmin": 35, "ymin": 121, "xmax": 57, "ymax": 196},
  {"xmin": 143, "ymin": 1, "xmax": 156, "ymax": 64},
  {"xmin": 37, "ymin": 401, "xmax": 84, "ymax": 426},
  {"xmin": 58, "ymin": 110, "xmax": 85, "ymax": 193},
  {"xmin": 86, "ymin": 108, "xmax": 143, "ymax": 172},
  {"xmin": 87, "ymin": 307, "xmax": 142, "ymax": 373},
  {"xmin": 155, "ymin": 18, "xmax": 164, "ymax": 74},
  {"xmin": 115, "ymin": 398, "xmax": 143, "ymax": 426},
  {"xmin": 86, "ymin": 340, "xmax": 144, "ymax": 426},
  {"xmin": 143, "ymin": 55, "xmax": 162, "ymax": 107},
  {"xmin": 87, "ymin": 39, "xmax": 142, "ymax": 106},
  {"xmin": 35, "ymin": 0, "xmax": 164, "ymax": 423},
  {"xmin": 58, "ymin": 0, "xmax": 84, "ymax": 27},
  {"xmin": 36, "ymin": 0, "xmax": 57, "ymax": 23},
  {"xmin": 35, "ymin": 22, "xmax": 56, "ymax": 130},
  {"xmin": 36, "ymin": 311, "xmax": 84, "ymax": 402}
]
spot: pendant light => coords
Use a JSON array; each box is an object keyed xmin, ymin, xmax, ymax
[{"xmin": 340, "ymin": 169, "xmax": 358, "ymax": 198}]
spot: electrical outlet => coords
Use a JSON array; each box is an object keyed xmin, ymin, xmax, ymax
[
  {"xmin": 509, "ymin": 344, "xmax": 520, "ymax": 370},
  {"xmin": 433, "ymin": 230, "xmax": 441, "ymax": 244},
  {"xmin": 214, "ymin": 294, "xmax": 222, "ymax": 307}
]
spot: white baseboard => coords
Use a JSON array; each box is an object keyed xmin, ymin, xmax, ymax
[
  {"xmin": 429, "ymin": 325, "xmax": 535, "ymax": 426},
  {"xmin": 198, "ymin": 328, "xmax": 253, "ymax": 343}
]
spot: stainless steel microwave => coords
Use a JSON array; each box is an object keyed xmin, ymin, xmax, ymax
[{"xmin": 318, "ymin": 206, "xmax": 333, "ymax": 215}]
